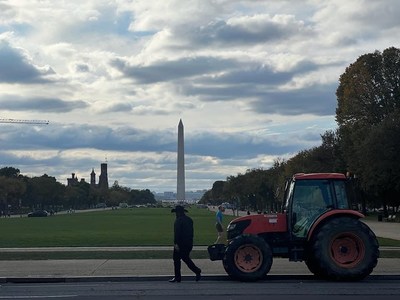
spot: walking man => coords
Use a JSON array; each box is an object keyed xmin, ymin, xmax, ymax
[{"xmin": 169, "ymin": 205, "xmax": 202, "ymax": 283}]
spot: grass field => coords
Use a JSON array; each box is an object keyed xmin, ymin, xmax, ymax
[
  {"xmin": 0, "ymin": 208, "xmax": 398, "ymax": 259},
  {"xmin": 0, "ymin": 207, "xmax": 236, "ymax": 247}
]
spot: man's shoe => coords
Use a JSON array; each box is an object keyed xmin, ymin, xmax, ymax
[
  {"xmin": 169, "ymin": 277, "xmax": 181, "ymax": 283},
  {"xmin": 195, "ymin": 272, "xmax": 201, "ymax": 282}
]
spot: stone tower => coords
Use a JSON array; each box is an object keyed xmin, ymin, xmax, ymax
[
  {"xmin": 98, "ymin": 163, "xmax": 109, "ymax": 190},
  {"xmin": 90, "ymin": 168, "xmax": 96, "ymax": 186},
  {"xmin": 177, "ymin": 119, "xmax": 185, "ymax": 201}
]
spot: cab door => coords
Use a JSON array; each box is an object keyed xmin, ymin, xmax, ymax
[{"xmin": 290, "ymin": 179, "xmax": 333, "ymax": 238}]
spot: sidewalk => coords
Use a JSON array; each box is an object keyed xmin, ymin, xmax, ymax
[
  {"xmin": 1, "ymin": 258, "xmax": 399, "ymax": 283},
  {"xmin": 362, "ymin": 220, "xmax": 400, "ymax": 240}
]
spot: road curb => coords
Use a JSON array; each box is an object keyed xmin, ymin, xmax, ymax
[{"xmin": 2, "ymin": 274, "xmax": 400, "ymax": 284}]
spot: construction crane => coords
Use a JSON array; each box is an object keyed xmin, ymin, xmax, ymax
[{"xmin": 0, "ymin": 118, "xmax": 49, "ymax": 125}]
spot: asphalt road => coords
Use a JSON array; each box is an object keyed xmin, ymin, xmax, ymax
[{"xmin": 1, "ymin": 277, "xmax": 399, "ymax": 300}]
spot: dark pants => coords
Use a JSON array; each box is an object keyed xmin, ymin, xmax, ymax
[{"xmin": 173, "ymin": 246, "xmax": 201, "ymax": 279}]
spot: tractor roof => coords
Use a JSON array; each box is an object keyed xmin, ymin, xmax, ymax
[{"xmin": 293, "ymin": 173, "xmax": 346, "ymax": 180}]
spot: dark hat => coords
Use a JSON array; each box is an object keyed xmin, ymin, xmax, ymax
[{"xmin": 171, "ymin": 205, "xmax": 188, "ymax": 213}]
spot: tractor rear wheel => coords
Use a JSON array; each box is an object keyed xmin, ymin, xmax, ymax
[
  {"xmin": 310, "ymin": 217, "xmax": 379, "ymax": 281},
  {"xmin": 305, "ymin": 257, "xmax": 325, "ymax": 278},
  {"xmin": 223, "ymin": 235, "xmax": 272, "ymax": 281}
]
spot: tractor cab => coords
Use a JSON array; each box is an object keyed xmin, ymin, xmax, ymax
[
  {"xmin": 284, "ymin": 173, "xmax": 353, "ymax": 239},
  {"xmin": 224, "ymin": 173, "xmax": 356, "ymax": 243}
]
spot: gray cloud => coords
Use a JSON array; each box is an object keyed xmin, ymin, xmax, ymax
[
  {"xmin": 96, "ymin": 102, "xmax": 133, "ymax": 113},
  {"xmin": 111, "ymin": 56, "xmax": 238, "ymax": 84},
  {"xmin": 334, "ymin": 0, "xmax": 400, "ymax": 31},
  {"xmin": 0, "ymin": 41, "xmax": 54, "ymax": 83},
  {"xmin": 250, "ymin": 83, "xmax": 338, "ymax": 116},
  {"xmin": 206, "ymin": 60, "xmax": 318, "ymax": 85},
  {"xmin": 0, "ymin": 2, "xmax": 16, "ymax": 20},
  {"xmin": 0, "ymin": 123, "xmax": 175, "ymax": 152},
  {"xmin": 190, "ymin": 16, "xmax": 311, "ymax": 47},
  {"xmin": 0, "ymin": 122, "xmax": 307, "ymax": 160},
  {"xmin": 74, "ymin": 63, "xmax": 90, "ymax": 73},
  {"xmin": 112, "ymin": 53, "xmax": 327, "ymax": 119},
  {"xmin": 183, "ymin": 80, "xmax": 336, "ymax": 116},
  {"xmin": 186, "ymin": 132, "xmax": 300, "ymax": 159},
  {"xmin": 0, "ymin": 95, "xmax": 88, "ymax": 113}
]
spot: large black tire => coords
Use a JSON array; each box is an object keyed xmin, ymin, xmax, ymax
[
  {"xmin": 309, "ymin": 217, "xmax": 379, "ymax": 281},
  {"xmin": 222, "ymin": 235, "xmax": 272, "ymax": 282},
  {"xmin": 305, "ymin": 257, "xmax": 325, "ymax": 278}
]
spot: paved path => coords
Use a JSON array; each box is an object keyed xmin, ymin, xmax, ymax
[
  {"xmin": 362, "ymin": 220, "xmax": 400, "ymax": 240},
  {"xmin": 1, "ymin": 258, "xmax": 399, "ymax": 281}
]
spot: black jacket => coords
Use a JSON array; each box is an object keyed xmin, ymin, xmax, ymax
[{"xmin": 174, "ymin": 214, "xmax": 194, "ymax": 248}]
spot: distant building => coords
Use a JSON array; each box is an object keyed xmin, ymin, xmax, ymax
[
  {"xmin": 164, "ymin": 191, "xmax": 176, "ymax": 200},
  {"xmin": 67, "ymin": 173, "xmax": 86, "ymax": 186},
  {"xmin": 98, "ymin": 163, "xmax": 109, "ymax": 190},
  {"xmin": 90, "ymin": 169, "xmax": 96, "ymax": 185},
  {"xmin": 67, "ymin": 173, "xmax": 78, "ymax": 186},
  {"xmin": 67, "ymin": 163, "xmax": 109, "ymax": 190},
  {"xmin": 90, "ymin": 163, "xmax": 109, "ymax": 190},
  {"xmin": 153, "ymin": 190, "xmax": 206, "ymax": 203}
]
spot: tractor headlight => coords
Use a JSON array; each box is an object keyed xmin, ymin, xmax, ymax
[{"xmin": 227, "ymin": 223, "xmax": 236, "ymax": 231}]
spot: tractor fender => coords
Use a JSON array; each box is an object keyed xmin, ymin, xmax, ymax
[{"xmin": 307, "ymin": 210, "xmax": 364, "ymax": 241}]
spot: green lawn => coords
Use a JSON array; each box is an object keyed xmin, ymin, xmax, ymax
[
  {"xmin": 0, "ymin": 208, "xmax": 398, "ymax": 260},
  {"xmin": 0, "ymin": 207, "xmax": 236, "ymax": 247}
]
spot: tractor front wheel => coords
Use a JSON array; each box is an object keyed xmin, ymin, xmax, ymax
[
  {"xmin": 223, "ymin": 235, "xmax": 272, "ymax": 281},
  {"xmin": 310, "ymin": 217, "xmax": 379, "ymax": 281}
]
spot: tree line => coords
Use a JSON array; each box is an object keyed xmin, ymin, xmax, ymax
[
  {"xmin": 0, "ymin": 167, "xmax": 156, "ymax": 215},
  {"xmin": 199, "ymin": 47, "xmax": 400, "ymax": 217}
]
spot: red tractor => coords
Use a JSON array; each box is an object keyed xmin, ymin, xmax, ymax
[{"xmin": 208, "ymin": 173, "xmax": 379, "ymax": 281}]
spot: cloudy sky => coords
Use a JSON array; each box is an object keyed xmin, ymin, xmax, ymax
[{"xmin": 0, "ymin": 0, "xmax": 399, "ymax": 193}]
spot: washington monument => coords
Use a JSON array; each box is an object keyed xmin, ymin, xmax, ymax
[{"xmin": 177, "ymin": 119, "xmax": 185, "ymax": 201}]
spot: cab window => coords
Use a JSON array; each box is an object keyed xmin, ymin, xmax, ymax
[
  {"xmin": 291, "ymin": 180, "xmax": 332, "ymax": 237},
  {"xmin": 333, "ymin": 180, "xmax": 349, "ymax": 209}
]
